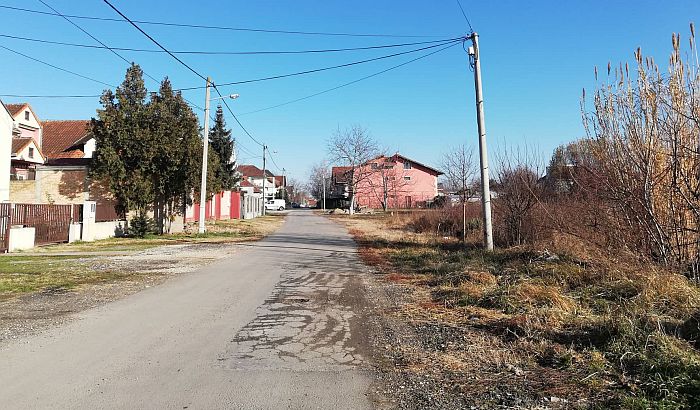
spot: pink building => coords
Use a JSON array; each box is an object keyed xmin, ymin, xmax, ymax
[{"xmin": 332, "ymin": 154, "xmax": 442, "ymax": 210}]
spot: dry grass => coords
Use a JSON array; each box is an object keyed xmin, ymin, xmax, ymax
[{"xmin": 333, "ymin": 211, "xmax": 700, "ymax": 408}]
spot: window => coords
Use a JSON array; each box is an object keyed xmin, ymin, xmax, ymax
[
  {"xmin": 28, "ymin": 147, "xmax": 34, "ymax": 158},
  {"xmin": 24, "ymin": 111, "xmax": 30, "ymax": 121},
  {"xmin": 371, "ymin": 163, "xmax": 378, "ymax": 170},
  {"xmin": 404, "ymin": 176, "xmax": 411, "ymax": 181},
  {"xmin": 403, "ymin": 161, "xmax": 412, "ymax": 169}
]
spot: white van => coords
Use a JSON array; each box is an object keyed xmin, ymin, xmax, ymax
[{"xmin": 265, "ymin": 199, "xmax": 286, "ymax": 211}]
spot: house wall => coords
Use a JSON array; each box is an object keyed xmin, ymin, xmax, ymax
[
  {"xmin": 9, "ymin": 166, "xmax": 117, "ymax": 212},
  {"xmin": 354, "ymin": 157, "xmax": 439, "ymax": 209},
  {"xmin": 13, "ymin": 108, "xmax": 42, "ymax": 146},
  {"xmin": 83, "ymin": 138, "xmax": 96, "ymax": 158},
  {"xmin": 14, "ymin": 140, "xmax": 43, "ymax": 164},
  {"xmin": 0, "ymin": 107, "xmax": 12, "ymax": 202}
]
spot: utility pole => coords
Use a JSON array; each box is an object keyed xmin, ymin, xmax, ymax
[
  {"xmin": 468, "ymin": 33, "xmax": 494, "ymax": 251},
  {"xmin": 261, "ymin": 144, "xmax": 267, "ymax": 216},
  {"xmin": 198, "ymin": 77, "xmax": 212, "ymax": 234},
  {"xmin": 322, "ymin": 174, "xmax": 326, "ymax": 211}
]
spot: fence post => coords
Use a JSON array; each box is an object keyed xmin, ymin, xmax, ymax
[{"xmin": 81, "ymin": 201, "xmax": 96, "ymax": 242}]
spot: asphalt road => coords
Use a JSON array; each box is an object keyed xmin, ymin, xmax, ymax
[{"xmin": 0, "ymin": 210, "xmax": 374, "ymax": 409}]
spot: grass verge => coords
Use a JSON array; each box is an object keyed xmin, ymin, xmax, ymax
[
  {"xmin": 334, "ymin": 212, "xmax": 700, "ymax": 409},
  {"xmin": 27, "ymin": 215, "xmax": 285, "ymax": 253},
  {"xmin": 0, "ymin": 255, "xmax": 137, "ymax": 300}
]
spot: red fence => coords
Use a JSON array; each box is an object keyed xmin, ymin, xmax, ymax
[
  {"xmin": 95, "ymin": 203, "xmax": 120, "ymax": 222},
  {"xmin": 10, "ymin": 203, "xmax": 74, "ymax": 245}
]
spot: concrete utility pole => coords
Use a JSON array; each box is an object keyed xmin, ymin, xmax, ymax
[
  {"xmin": 261, "ymin": 144, "xmax": 267, "ymax": 216},
  {"xmin": 198, "ymin": 77, "xmax": 212, "ymax": 234},
  {"xmin": 322, "ymin": 175, "xmax": 326, "ymax": 211},
  {"xmin": 468, "ymin": 33, "xmax": 494, "ymax": 251}
]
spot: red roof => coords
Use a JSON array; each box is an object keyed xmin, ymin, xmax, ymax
[
  {"xmin": 331, "ymin": 166, "xmax": 352, "ymax": 183},
  {"xmin": 11, "ymin": 137, "xmax": 44, "ymax": 161},
  {"xmin": 11, "ymin": 137, "xmax": 34, "ymax": 155},
  {"xmin": 238, "ymin": 164, "xmax": 265, "ymax": 178},
  {"xmin": 5, "ymin": 103, "xmax": 28, "ymax": 117},
  {"xmin": 240, "ymin": 180, "xmax": 254, "ymax": 187},
  {"xmin": 41, "ymin": 120, "xmax": 91, "ymax": 159}
]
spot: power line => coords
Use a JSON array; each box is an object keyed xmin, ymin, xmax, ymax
[
  {"xmin": 213, "ymin": 85, "xmax": 265, "ymax": 148},
  {"xmin": 267, "ymin": 150, "xmax": 283, "ymax": 173},
  {"xmin": 0, "ymin": 94, "xmax": 100, "ymax": 98},
  {"xmin": 455, "ymin": 0, "xmax": 475, "ymax": 33},
  {"xmin": 0, "ymin": 4, "xmax": 444, "ymax": 38},
  {"xmin": 102, "ymin": 0, "xmax": 206, "ymax": 82},
  {"xmin": 0, "ymin": 45, "xmax": 115, "ymax": 87},
  {"xmin": 0, "ymin": 33, "xmax": 461, "ymax": 55},
  {"xmin": 100, "ymin": 0, "xmax": 269, "ymax": 152},
  {"xmin": 179, "ymin": 39, "xmax": 462, "ymax": 90},
  {"xmin": 240, "ymin": 41, "xmax": 460, "ymax": 116},
  {"xmin": 40, "ymin": 0, "xmax": 205, "ymax": 112}
]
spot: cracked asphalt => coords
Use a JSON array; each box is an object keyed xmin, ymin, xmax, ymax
[{"xmin": 0, "ymin": 210, "xmax": 374, "ymax": 409}]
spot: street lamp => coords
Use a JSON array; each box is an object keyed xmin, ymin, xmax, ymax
[{"xmin": 199, "ymin": 76, "xmax": 239, "ymax": 234}]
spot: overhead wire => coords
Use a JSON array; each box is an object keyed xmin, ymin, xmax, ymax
[
  {"xmin": 101, "ymin": 0, "xmax": 269, "ymax": 154},
  {"xmin": 266, "ymin": 150, "xmax": 283, "ymax": 173},
  {"xmin": 102, "ymin": 0, "xmax": 206, "ymax": 82},
  {"xmin": 0, "ymin": 4, "xmax": 444, "ymax": 38},
  {"xmin": 0, "ymin": 45, "xmax": 115, "ymax": 88},
  {"xmin": 455, "ymin": 0, "xmax": 475, "ymax": 33},
  {"xmin": 0, "ymin": 33, "xmax": 461, "ymax": 55},
  {"xmin": 0, "ymin": 93, "xmax": 100, "ymax": 98},
  {"xmin": 178, "ymin": 39, "xmax": 462, "ymax": 90},
  {"xmin": 240, "ymin": 41, "xmax": 461, "ymax": 116},
  {"xmin": 38, "ymin": 0, "xmax": 206, "ymax": 112}
]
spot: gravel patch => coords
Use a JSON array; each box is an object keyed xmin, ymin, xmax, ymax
[{"xmin": 0, "ymin": 242, "xmax": 242, "ymax": 346}]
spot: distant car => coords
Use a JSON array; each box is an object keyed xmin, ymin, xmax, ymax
[
  {"xmin": 291, "ymin": 202, "xmax": 300, "ymax": 208},
  {"xmin": 265, "ymin": 199, "xmax": 286, "ymax": 211}
]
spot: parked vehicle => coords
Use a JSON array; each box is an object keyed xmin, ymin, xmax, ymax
[
  {"xmin": 265, "ymin": 199, "xmax": 286, "ymax": 211},
  {"xmin": 291, "ymin": 202, "xmax": 300, "ymax": 208}
]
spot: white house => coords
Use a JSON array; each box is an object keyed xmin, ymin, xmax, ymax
[
  {"xmin": 0, "ymin": 101, "xmax": 13, "ymax": 201},
  {"xmin": 5, "ymin": 103, "xmax": 42, "ymax": 146},
  {"xmin": 237, "ymin": 164, "xmax": 280, "ymax": 201}
]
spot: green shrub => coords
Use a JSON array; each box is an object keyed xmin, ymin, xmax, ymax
[{"xmin": 128, "ymin": 214, "xmax": 156, "ymax": 238}]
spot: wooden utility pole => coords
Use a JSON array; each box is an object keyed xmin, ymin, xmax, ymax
[{"xmin": 469, "ymin": 33, "xmax": 494, "ymax": 251}]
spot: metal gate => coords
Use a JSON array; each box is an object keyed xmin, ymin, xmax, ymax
[
  {"xmin": 0, "ymin": 203, "xmax": 10, "ymax": 252},
  {"xmin": 11, "ymin": 203, "xmax": 74, "ymax": 245}
]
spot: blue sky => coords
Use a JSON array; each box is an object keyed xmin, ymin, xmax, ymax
[{"xmin": 1, "ymin": 1, "xmax": 698, "ymax": 181}]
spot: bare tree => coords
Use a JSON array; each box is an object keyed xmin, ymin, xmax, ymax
[
  {"xmin": 493, "ymin": 144, "xmax": 544, "ymax": 246},
  {"xmin": 307, "ymin": 161, "xmax": 331, "ymax": 202},
  {"xmin": 327, "ymin": 125, "xmax": 379, "ymax": 214},
  {"xmin": 441, "ymin": 145, "xmax": 476, "ymax": 242}
]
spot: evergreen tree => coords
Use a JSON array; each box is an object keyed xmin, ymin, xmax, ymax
[
  {"xmin": 90, "ymin": 64, "xmax": 154, "ymax": 218},
  {"xmin": 209, "ymin": 105, "xmax": 240, "ymax": 190},
  {"xmin": 149, "ymin": 78, "xmax": 202, "ymax": 232}
]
